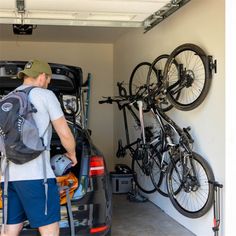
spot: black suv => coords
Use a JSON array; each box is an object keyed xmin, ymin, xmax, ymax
[{"xmin": 0, "ymin": 61, "xmax": 112, "ymax": 236}]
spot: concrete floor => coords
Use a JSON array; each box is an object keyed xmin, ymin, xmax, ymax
[{"xmin": 112, "ymin": 194, "xmax": 195, "ymax": 236}]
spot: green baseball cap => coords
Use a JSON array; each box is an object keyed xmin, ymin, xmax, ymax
[{"xmin": 17, "ymin": 59, "xmax": 52, "ymax": 79}]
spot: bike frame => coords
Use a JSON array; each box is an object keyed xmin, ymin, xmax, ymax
[{"xmin": 149, "ymin": 105, "xmax": 200, "ymax": 189}]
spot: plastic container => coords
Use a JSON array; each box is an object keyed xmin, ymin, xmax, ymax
[{"xmin": 110, "ymin": 172, "xmax": 133, "ymax": 194}]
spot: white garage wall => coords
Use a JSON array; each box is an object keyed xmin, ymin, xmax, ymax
[
  {"xmin": 114, "ymin": 0, "xmax": 225, "ymax": 235},
  {"xmin": 0, "ymin": 41, "xmax": 115, "ymax": 169}
]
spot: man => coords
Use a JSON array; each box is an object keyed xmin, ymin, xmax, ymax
[{"xmin": 1, "ymin": 59, "xmax": 77, "ymax": 236}]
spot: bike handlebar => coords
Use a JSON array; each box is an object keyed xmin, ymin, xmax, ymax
[
  {"xmin": 98, "ymin": 96, "xmax": 130, "ymax": 110},
  {"xmin": 99, "ymin": 82, "xmax": 169, "ymax": 111},
  {"xmin": 98, "ymin": 96, "xmax": 113, "ymax": 104}
]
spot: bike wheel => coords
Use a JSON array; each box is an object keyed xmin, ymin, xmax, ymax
[
  {"xmin": 131, "ymin": 150, "xmax": 156, "ymax": 194},
  {"xmin": 166, "ymin": 152, "xmax": 214, "ymax": 218},
  {"xmin": 147, "ymin": 54, "xmax": 179, "ymax": 112},
  {"xmin": 129, "ymin": 62, "xmax": 157, "ymax": 112},
  {"xmin": 164, "ymin": 44, "xmax": 212, "ymax": 111},
  {"xmin": 149, "ymin": 153, "xmax": 169, "ymax": 197}
]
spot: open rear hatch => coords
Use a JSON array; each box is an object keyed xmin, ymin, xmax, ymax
[{"xmin": 0, "ymin": 61, "xmax": 83, "ymax": 93}]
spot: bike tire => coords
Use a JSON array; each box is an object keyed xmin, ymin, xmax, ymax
[
  {"xmin": 131, "ymin": 151, "xmax": 157, "ymax": 194},
  {"xmin": 163, "ymin": 43, "xmax": 212, "ymax": 111},
  {"xmin": 166, "ymin": 152, "xmax": 215, "ymax": 218},
  {"xmin": 149, "ymin": 153, "xmax": 169, "ymax": 197},
  {"xmin": 129, "ymin": 62, "xmax": 157, "ymax": 112},
  {"xmin": 147, "ymin": 141, "xmax": 169, "ymax": 197},
  {"xmin": 149, "ymin": 145, "xmax": 182, "ymax": 198},
  {"xmin": 147, "ymin": 54, "xmax": 179, "ymax": 112}
]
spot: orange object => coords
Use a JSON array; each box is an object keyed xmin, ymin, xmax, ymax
[
  {"xmin": 56, "ymin": 172, "xmax": 78, "ymax": 205},
  {"xmin": 0, "ymin": 173, "xmax": 78, "ymax": 208}
]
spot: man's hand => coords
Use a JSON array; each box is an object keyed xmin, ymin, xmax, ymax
[{"xmin": 65, "ymin": 152, "xmax": 77, "ymax": 167}]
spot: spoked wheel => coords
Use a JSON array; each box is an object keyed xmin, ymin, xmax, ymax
[
  {"xmin": 164, "ymin": 44, "xmax": 212, "ymax": 111},
  {"xmin": 166, "ymin": 152, "xmax": 214, "ymax": 218},
  {"xmin": 131, "ymin": 149, "xmax": 157, "ymax": 194},
  {"xmin": 147, "ymin": 54, "xmax": 179, "ymax": 112},
  {"xmin": 149, "ymin": 151, "xmax": 169, "ymax": 197},
  {"xmin": 129, "ymin": 62, "xmax": 157, "ymax": 112}
]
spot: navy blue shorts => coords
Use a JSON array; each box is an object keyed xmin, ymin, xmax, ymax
[{"xmin": 2, "ymin": 178, "xmax": 60, "ymax": 228}]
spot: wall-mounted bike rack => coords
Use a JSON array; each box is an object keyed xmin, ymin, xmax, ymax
[{"xmin": 208, "ymin": 56, "xmax": 217, "ymax": 76}]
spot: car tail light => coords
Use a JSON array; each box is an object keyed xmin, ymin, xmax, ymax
[
  {"xmin": 89, "ymin": 156, "xmax": 105, "ymax": 176},
  {"xmin": 90, "ymin": 225, "xmax": 109, "ymax": 234}
]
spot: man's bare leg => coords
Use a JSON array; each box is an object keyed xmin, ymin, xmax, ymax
[
  {"xmin": 1, "ymin": 223, "xmax": 23, "ymax": 236},
  {"xmin": 38, "ymin": 222, "xmax": 59, "ymax": 236}
]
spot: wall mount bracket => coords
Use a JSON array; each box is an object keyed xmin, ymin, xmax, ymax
[{"xmin": 208, "ymin": 56, "xmax": 217, "ymax": 75}]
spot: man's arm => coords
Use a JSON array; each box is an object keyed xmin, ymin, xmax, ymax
[{"xmin": 52, "ymin": 116, "xmax": 77, "ymax": 166}]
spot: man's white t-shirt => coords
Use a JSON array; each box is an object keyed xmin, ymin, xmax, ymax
[{"xmin": 5, "ymin": 85, "xmax": 64, "ymax": 181}]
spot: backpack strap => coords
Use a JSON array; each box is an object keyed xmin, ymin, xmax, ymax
[
  {"xmin": 59, "ymin": 185, "xmax": 75, "ymax": 236},
  {"xmin": 1, "ymin": 160, "xmax": 9, "ymax": 235},
  {"xmin": 0, "ymin": 136, "xmax": 7, "ymax": 234},
  {"xmin": 41, "ymin": 122, "xmax": 51, "ymax": 150},
  {"xmin": 42, "ymin": 151, "xmax": 48, "ymax": 215},
  {"xmin": 19, "ymin": 86, "xmax": 38, "ymax": 113},
  {"xmin": 19, "ymin": 86, "xmax": 37, "ymax": 95},
  {"xmin": 41, "ymin": 122, "xmax": 51, "ymax": 216},
  {"xmin": 65, "ymin": 186, "xmax": 75, "ymax": 236},
  {"xmin": 41, "ymin": 120, "xmax": 52, "ymax": 216}
]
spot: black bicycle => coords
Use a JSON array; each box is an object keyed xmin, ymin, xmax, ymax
[
  {"xmin": 163, "ymin": 43, "xmax": 216, "ymax": 111},
  {"xmin": 132, "ymin": 44, "xmax": 217, "ymax": 112},
  {"xmin": 148, "ymin": 102, "xmax": 215, "ymax": 218}
]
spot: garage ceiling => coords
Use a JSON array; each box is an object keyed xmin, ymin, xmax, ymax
[{"xmin": 0, "ymin": 0, "xmax": 191, "ymax": 43}]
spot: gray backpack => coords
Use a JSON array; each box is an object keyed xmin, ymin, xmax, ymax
[
  {"xmin": 0, "ymin": 86, "xmax": 46, "ymax": 163},
  {"xmin": 0, "ymin": 86, "xmax": 49, "ymax": 232}
]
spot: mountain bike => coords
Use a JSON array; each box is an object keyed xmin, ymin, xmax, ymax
[{"xmin": 147, "ymin": 99, "xmax": 215, "ymax": 218}]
